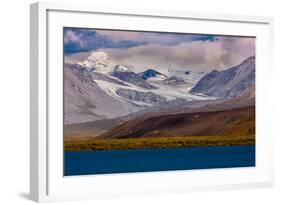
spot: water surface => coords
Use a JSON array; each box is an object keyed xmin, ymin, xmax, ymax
[{"xmin": 64, "ymin": 145, "xmax": 255, "ymax": 176}]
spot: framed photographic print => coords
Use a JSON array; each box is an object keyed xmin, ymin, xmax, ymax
[{"xmin": 30, "ymin": 2, "xmax": 274, "ymax": 202}]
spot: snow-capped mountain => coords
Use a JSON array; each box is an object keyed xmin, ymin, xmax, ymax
[
  {"xmin": 64, "ymin": 51, "xmax": 216, "ymax": 124},
  {"xmin": 78, "ymin": 51, "xmax": 115, "ymax": 74},
  {"xmin": 64, "ymin": 63, "xmax": 144, "ymax": 124},
  {"xmin": 191, "ymin": 56, "xmax": 255, "ymax": 98}
]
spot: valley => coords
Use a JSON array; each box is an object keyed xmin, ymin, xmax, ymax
[
  {"xmin": 65, "ymin": 106, "xmax": 255, "ymax": 151},
  {"xmin": 64, "ymin": 51, "xmax": 255, "ymax": 151}
]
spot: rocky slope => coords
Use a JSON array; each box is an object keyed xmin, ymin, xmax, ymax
[
  {"xmin": 64, "ymin": 52, "xmax": 254, "ymax": 125},
  {"xmin": 97, "ymin": 106, "xmax": 255, "ymax": 139},
  {"xmin": 64, "ymin": 64, "xmax": 144, "ymax": 124},
  {"xmin": 112, "ymin": 69, "xmax": 157, "ymax": 90},
  {"xmin": 191, "ymin": 56, "xmax": 255, "ymax": 98}
]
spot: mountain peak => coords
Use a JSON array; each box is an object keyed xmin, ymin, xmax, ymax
[
  {"xmin": 87, "ymin": 51, "xmax": 109, "ymax": 63},
  {"xmin": 77, "ymin": 51, "xmax": 109, "ymax": 71},
  {"xmin": 191, "ymin": 56, "xmax": 255, "ymax": 98},
  {"xmin": 146, "ymin": 68, "xmax": 158, "ymax": 73},
  {"xmin": 114, "ymin": 64, "xmax": 130, "ymax": 73},
  {"xmin": 138, "ymin": 68, "xmax": 165, "ymax": 80}
]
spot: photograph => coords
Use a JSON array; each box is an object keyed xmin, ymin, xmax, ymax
[{"xmin": 63, "ymin": 27, "xmax": 256, "ymax": 176}]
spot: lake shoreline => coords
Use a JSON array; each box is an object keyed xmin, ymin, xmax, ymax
[{"xmin": 65, "ymin": 135, "xmax": 255, "ymax": 152}]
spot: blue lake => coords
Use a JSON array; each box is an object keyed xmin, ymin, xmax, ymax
[{"xmin": 64, "ymin": 145, "xmax": 255, "ymax": 176}]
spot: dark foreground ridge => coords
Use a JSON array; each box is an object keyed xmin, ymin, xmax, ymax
[{"xmin": 65, "ymin": 106, "xmax": 255, "ymax": 151}]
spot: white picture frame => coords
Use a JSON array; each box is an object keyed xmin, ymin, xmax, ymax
[{"xmin": 30, "ymin": 1, "xmax": 274, "ymax": 202}]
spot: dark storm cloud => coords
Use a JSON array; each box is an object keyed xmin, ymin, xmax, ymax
[
  {"xmin": 64, "ymin": 28, "xmax": 216, "ymax": 54},
  {"xmin": 64, "ymin": 28, "xmax": 148, "ymax": 54}
]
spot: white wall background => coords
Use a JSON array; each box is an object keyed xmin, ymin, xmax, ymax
[{"xmin": 0, "ymin": 0, "xmax": 280, "ymax": 204}]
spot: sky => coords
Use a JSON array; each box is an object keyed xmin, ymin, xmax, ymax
[{"xmin": 64, "ymin": 28, "xmax": 255, "ymax": 72}]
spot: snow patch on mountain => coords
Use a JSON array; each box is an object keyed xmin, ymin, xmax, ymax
[
  {"xmin": 166, "ymin": 70, "xmax": 206, "ymax": 85},
  {"xmin": 114, "ymin": 64, "xmax": 130, "ymax": 72},
  {"xmin": 94, "ymin": 80, "xmax": 152, "ymax": 106},
  {"xmin": 163, "ymin": 76, "xmax": 186, "ymax": 86},
  {"xmin": 64, "ymin": 64, "xmax": 144, "ymax": 124},
  {"xmin": 65, "ymin": 51, "xmax": 218, "ymax": 124},
  {"xmin": 94, "ymin": 77, "xmax": 214, "ymax": 103}
]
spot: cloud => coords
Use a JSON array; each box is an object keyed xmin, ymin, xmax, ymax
[
  {"xmin": 64, "ymin": 29, "xmax": 84, "ymax": 47},
  {"xmin": 96, "ymin": 30, "xmax": 214, "ymax": 45},
  {"xmin": 95, "ymin": 37, "xmax": 255, "ymax": 72},
  {"xmin": 64, "ymin": 28, "xmax": 216, "ymax": 54},
  {"xmin": 64, "ymin": 28, "xmax": 148, "ymax": 54},
  {"xmin": 64, "ymin": 28, "xmax": 255, "ymax": 72}
]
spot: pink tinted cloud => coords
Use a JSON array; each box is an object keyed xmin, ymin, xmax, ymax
[
  {"xmin": 65, "ymin": 36, "xmax": 255, "ymax": 72},
  {"xmin": 96, "ymin": 37, "xmax": 255, "ymax": 72}
]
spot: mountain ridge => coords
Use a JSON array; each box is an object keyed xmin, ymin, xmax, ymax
[
  {"xmin": 64, "ymin": 52, "xmax": 255, "ymax": 125},
  {"xmin": 97, "ymin": 106, "xmax": 255, "ymax": 139},
  {"xmin": 138, "ymin": 69, "xmax": 166, "ymax": 80},
  {"xmin": 191, "ymin": 56, "xmax": 255, "ymax": 98}
]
